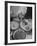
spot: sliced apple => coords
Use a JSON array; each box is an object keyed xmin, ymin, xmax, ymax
[{"xmin": 20, "ymin": 19, "xmax": 32, "ymax": 31}]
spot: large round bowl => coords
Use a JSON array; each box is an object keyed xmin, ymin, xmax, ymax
[{"xmin": 13, "ymin": 29, "xmax": 26, "ymax": 39}]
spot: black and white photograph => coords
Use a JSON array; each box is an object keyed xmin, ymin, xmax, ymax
[
  {"xmin": 5, "ymin": 1, "xmax": 36, "ymax": 45},
  {"xmin": 10, "ymin": 6, "xmax": 32, "ymax": 40}
]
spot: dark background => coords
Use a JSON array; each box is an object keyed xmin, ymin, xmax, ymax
[{"xmin": 24, "ymin": 7, "xmax": 32, "ymax": 19}]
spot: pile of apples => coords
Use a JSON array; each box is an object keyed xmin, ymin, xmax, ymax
[{"xmin": 10, "ymin": 6, "xmax": 32, "ymax": 39}]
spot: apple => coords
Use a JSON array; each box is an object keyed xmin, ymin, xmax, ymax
[
  {"xmin": 20, "ymin": 19, "xmax": 32, "ymax": 31},
  {"xmin": 10, "ymin": 21, "xmax": 19, "ymax": 30}
]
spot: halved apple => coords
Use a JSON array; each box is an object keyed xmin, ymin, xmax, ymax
[{"xmin": 20, "ymin": 19, "xmax": 32, "ymax": 31}]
